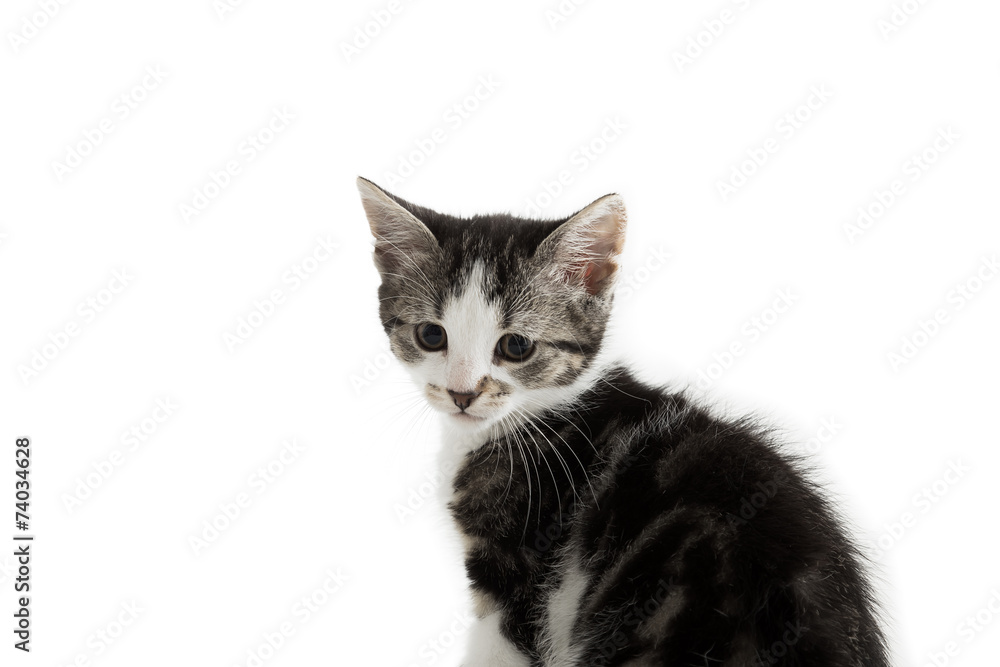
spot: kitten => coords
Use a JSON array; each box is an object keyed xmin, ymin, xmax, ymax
[{"xmin": 358, "ymin": 177, "xmax": 890, "ymax": 667}]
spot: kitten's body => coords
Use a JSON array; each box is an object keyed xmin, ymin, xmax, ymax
[
  {"xmin": 358, "ymin": 178, "xmax": 889, "ymax": 666},
  {"xmin": 445, "ymin": 369, "xmax": 886, "ymax": 666}
]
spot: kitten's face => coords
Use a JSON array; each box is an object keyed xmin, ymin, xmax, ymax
[{"xmin": 358, "ymin": 178, "xmax": 626, "ymax": 433}]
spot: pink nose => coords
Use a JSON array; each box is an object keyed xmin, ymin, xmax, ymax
[{"xmin": 447, "ymin": 389, "xmax": 480, "ymax": 410}]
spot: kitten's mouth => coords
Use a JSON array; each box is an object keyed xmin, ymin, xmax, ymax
[{"xmin": 451, "ymin": 411, "xmax": 486, "ymax": 423}]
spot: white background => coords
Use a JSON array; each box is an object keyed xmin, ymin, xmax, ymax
[{"xmin": 1, "ymin": 0, "xmax": 998, "ymax": 665}]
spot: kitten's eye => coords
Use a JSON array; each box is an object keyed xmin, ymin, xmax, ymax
[
  {"xmin": 415, "ymin": 323, "xmax": 447, "ymax": 351},
  {"xmin": 497, "ymin": 334, "xmax": 534, "ymax": 362}
]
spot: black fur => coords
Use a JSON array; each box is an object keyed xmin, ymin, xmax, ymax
[{"xmin": 452, "ymin": 368, "xmax": 889, "ymax": 665}]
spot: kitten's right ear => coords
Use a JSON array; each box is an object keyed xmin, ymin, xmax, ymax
[
  {"xmin": 357, "ymin": 177, "xmax": 439, "ymax": 273},
  {"xmin": 536, "ymin": 193, "xmax": 627, "ymax": 297}
]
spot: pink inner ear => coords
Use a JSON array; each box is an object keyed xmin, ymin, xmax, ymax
[
  {"xmin": 560, "ymin": 255, "xmax": 615, "ymax": 296},
  {"xmin": 582, "ymin": 259, "xmax": 615, "ymax": 295}
]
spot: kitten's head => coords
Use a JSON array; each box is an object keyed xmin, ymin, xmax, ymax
[{"xmin": 358, "ymin": 177, "xmax": 626, "ymax": 432}]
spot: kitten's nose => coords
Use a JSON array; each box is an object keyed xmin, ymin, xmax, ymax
[{"xmin": 447, "ymin": 389, "xmax": 481, "ymax": 410}]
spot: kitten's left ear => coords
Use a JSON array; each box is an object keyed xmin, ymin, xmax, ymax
[{"xmin": 537, "ymin": 193, "xmax": 627, "ymax": 297}]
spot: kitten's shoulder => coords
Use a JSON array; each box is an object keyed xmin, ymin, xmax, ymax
[{"xmin": 590, "ymin": 366, "xmax": 815, "ymax": 508}]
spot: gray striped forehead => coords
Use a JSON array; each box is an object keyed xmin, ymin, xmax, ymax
[{"xmin": 433, "ymin": 219, "xmax": 561, "ymax": 316}]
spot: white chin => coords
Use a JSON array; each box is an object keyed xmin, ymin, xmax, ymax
[{"xmin": 449, "ymin": 412, "xmax": 489, "ymax": 426}]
